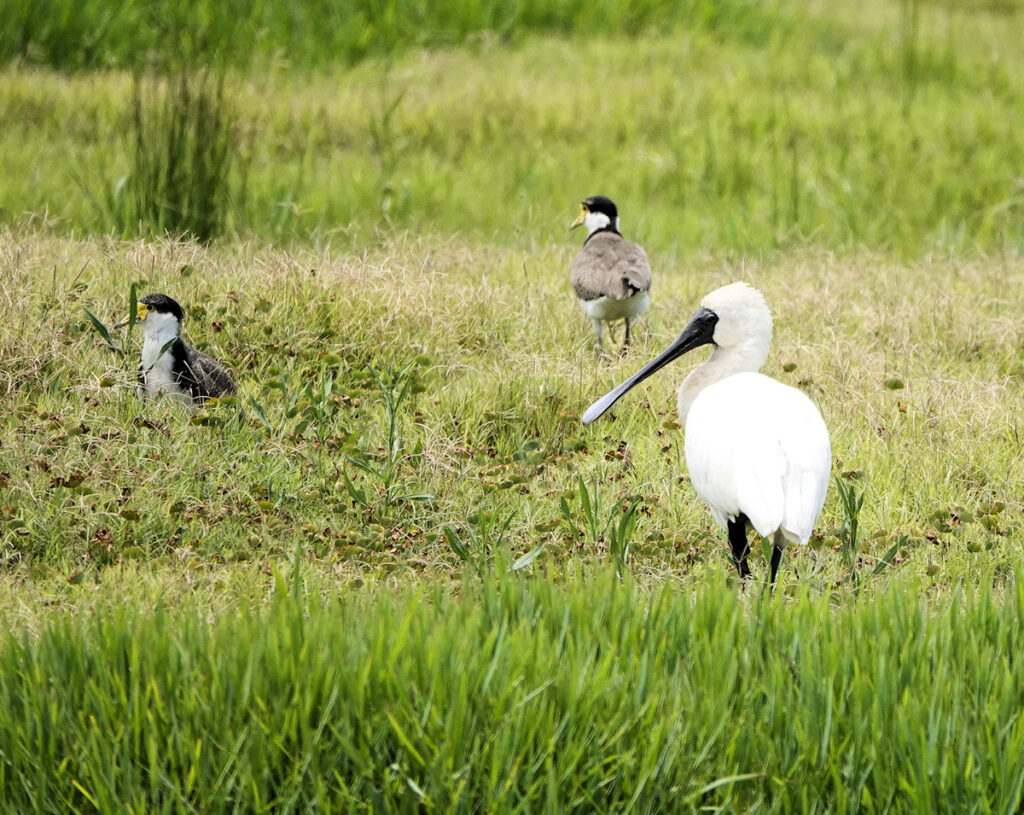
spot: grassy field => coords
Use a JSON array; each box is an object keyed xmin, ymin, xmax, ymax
[
  {"xmin": 1, "ymin": 0, "xmax": 1022, "ymax": 252},
  {"xmin": 2, "ymin": 0, "xmax": 779, "ymax": 70},
  {"xmin": 3, "ymin": 233, "xmax": 1022, "ymax": 585},
  {"xmin": 2, "ymin": 0, "xmax": 1024, "ymax": 808}
]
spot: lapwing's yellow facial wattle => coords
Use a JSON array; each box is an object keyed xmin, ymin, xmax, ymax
[
  {"xmin": 569, "ymin": 204, "xmax": 588, "ymax": 231},
  {"xmin": 137, "ymin": 301, "xmax": 152, "ymax": 321}
]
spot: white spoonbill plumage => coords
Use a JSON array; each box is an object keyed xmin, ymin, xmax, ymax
[{"xmin": 582, "ymin": 282, "xmax": 831, "ymax": 585}]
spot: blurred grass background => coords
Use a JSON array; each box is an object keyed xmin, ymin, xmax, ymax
[
  {"xmin": 2, "ymin": 0, "xmax": 782, "ymax": 70},
  {"xmin": 0, "ymin": 0, "xmax": 1021, "ymax": 252}
]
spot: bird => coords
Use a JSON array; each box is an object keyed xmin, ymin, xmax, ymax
[
  {"xmin": 569, "ymin": 195, "xmax": 652, "ymax": 352},
  {"xmin": 582, "ymin": 282, "xmax": 830, "ymax": 585},
  {"xmin": 113, "ymin": 293, "xmax": 236, "ymax": 405}
]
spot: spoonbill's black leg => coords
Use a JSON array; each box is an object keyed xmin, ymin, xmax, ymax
[
  {"xmin": 727, "ymin": 515, "xmax": 751, "ymax": 580},
  {"xmin": 768, "ymin": 531, "xmax": 785, "ymax": 589}
]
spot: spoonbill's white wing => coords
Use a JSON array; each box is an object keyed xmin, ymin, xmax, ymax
[{"xmin": 683, "ymin": 372, "xmax": 830, "ymax": 544}]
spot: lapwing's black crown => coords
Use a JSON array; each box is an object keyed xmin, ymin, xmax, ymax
[
  {"xmin": 582, "ymin": 196, "xmax": 618, "ymax": 219},
  {"xmin": 140, "ymin": 293, "xmax": 185, "ymax": 322}
]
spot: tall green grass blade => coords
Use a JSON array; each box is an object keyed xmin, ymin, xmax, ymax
[
  {"xmin": 698, "ymin": 773, "xmax": 764, "ymax": 795},
  {"xmin": 873, "ymin": 539, "xmax": 904, "ymax": 576},
  {"xmin": 511, "ymin": 542, "xmax": 546, "ymax": 571},
  {"xmin": 82, "ymin": 307, "xmax": 124, "ymax": 361},
  {"xmin": 443, "ymin": 527, "xmax": 472, "ymax": 563}
]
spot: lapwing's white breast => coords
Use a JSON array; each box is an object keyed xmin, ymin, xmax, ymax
[
  {"xmin": 578, "ymin": 291, "xmax": 651, "ymax": 322},
  {"xmin": 138, "ymin": 312, "xmax": 191, "ymax": 404}
]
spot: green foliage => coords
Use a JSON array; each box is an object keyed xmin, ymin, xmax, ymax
[
  {"xmin": 341, "ymin": 360, "xmax": 433, "ymax": 523},
  {"xmin": 82, "ymin": 282, "xmax": 138, "ymax": 373},
  {"xmin": 443, "ymin": 510, "xmax": 514, "ymax": 573},
  {"xmin": 2, "ymin": 2, "xmax": 1020, "ymax": 254},
  {"xmin": 83, "ymin": 68, "xmax": 247, "ymax": 242},
  {"xmin": 1, "ymin": 225, "xmax": 1023, "ymax": 808},
  {"xmin": 1, "ymin": 234, "xmax": 1022, "ymax": 582},
  {"xmin": 560, "ymin": 474, "xmax": 643, "ymax": 574},
  {"xmin": 3, "ymin": 574, "xmax": 1024, "ymax": 811},
  {"xmin": 835, "ymin": 474, "xmax": 866, "ymax": 588},
  {"xmin": 1, "ymin": 0, "xmax": 779, "ymax": 71},
  {"xmin": 0, "ymin": 0, "xmax": 1022, "ymax": 800},
  {"xmin": 256, "ymin": 364, "xmax": 347, "ymax": 444},
  {"xmin": 368, "ymin": 71, "xmax": 413, "ymax": 226}
]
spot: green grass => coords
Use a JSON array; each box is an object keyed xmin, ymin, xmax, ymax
[
  {"xmin": 95, "ymin": 69, "xmax": 246, "ymax": 242},
  {"xmin": 2, "ymin": 0, "xmax": 1024, "ymax": 807},
  {"xmin": 2, "ymin": 0, "xmax": 778, "ymax": 71},
  {"xmin": 2, "ymin": 571, "xmax": 1024, "ymax": 812},
  {"xmin": 2, "ymin": 233, "xmax": 1022, "ymax": 587},
  {"xmin": 1, "ymin": 0, "xmax": 1022, "ymax": 253}
]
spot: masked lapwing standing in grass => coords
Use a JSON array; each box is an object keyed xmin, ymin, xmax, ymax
[
  {"xmin": 113, "ymin": 293, "xmax": 236, "ymax": 405},
  {"xmin": 569, "ymin": 195, "xmax": 652, "ymax": 353},
  {"xmin": 583, "ymin": 282, "xmax": 830, "ymax": 587}
]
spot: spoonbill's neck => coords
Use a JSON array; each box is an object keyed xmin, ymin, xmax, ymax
[{"xmin": 676, "ymin": 341, "xmax": 769, "ymax": 422}]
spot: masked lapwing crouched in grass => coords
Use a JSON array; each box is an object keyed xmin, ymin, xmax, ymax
[
  {"xmin": 583, "ymin": 282, "xmax": 831, "ymax": 587},
  {"xmin": 114, "ymin": 293, "xmax": 236, "ymax": 405},
  {"xmin": 569, "ymin": 195, "xmax": 652, "ymax": 353}
]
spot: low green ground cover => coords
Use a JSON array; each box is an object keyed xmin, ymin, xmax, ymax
[{"xmin": 1, "ymin": 234, "xmax": 1021, "ymax": 588}]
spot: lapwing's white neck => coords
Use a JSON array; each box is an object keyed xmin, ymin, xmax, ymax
[
  {"xmin": 583, "ymin": 210, "xmax": 620, "ymax": 238},
  {"xmin": 140, "ymin": 312, "xmax": 181, "ymax": 369}
]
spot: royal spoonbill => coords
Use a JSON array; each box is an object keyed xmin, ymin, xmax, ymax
[
  {"xmin": 569, "ymin": 196, "xmax": 652, "ymax": 352},
  {"xmin": 582, "ymin": 282, "xmax": 830, "ymax": 585},
  {"xmin": 113, "ymin": 293, "xmax": 236, "ymax": 405}
]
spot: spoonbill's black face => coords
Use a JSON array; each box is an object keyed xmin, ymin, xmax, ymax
[{"xmin": 582, "ymin": 306, "xmax": 719, "ymax": 425}]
